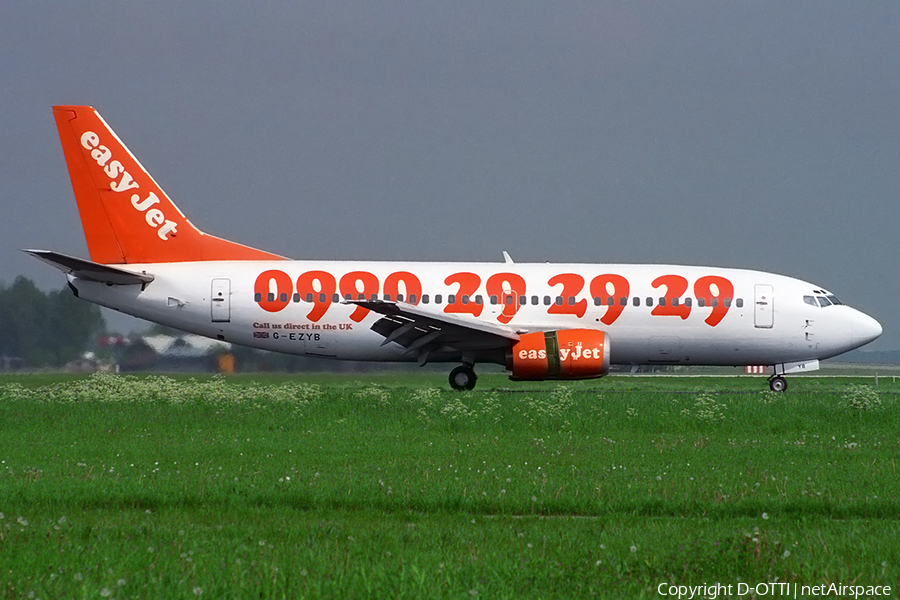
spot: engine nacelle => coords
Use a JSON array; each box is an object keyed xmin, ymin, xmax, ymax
[{"xmin": 508, "ymin": 329, "xmax": 610, "ymax": 380}]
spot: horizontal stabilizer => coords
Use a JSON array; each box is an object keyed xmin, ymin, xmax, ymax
[{"xmin": 23, "ymin": 249, "xmax": 154, "ymax": 286}]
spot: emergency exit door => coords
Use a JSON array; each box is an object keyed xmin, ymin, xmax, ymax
[
  {"xmin": 754, "ymin": 284, "xmax": 774, "ymax": 328},
  {"xmin": 210, "ymin": 278, "xmax": 231, "ymax": 323}
]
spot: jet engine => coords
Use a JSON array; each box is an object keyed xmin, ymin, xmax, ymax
[{"xmin": 508, "ymin": 329, "xmax": 609, "ymax": 380}]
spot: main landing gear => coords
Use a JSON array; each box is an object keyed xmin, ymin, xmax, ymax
[
  {"xmin": 768, "ymin": 375, "xmax": 788, "ymax": 393},
  {"xmin": 449, "ymin": 365, "xmax": 477, "ymax": 391}
]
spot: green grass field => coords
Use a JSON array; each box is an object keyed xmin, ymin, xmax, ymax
[{"xmin": 0, "ymin": 373, "xmax": 897, "ymax": 598}]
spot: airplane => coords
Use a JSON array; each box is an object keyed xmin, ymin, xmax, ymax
[{"xmin": 27, "ymin": 105, "xmax": 882, "ymax": 392}]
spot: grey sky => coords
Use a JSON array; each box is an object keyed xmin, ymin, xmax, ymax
[{"xmin": 2, "ymin": 2, "xmax": 898, "ymax": 348}]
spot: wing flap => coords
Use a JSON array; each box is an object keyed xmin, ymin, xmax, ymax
[
  {"xmin": 347, "ymin": 299, "xmax": 519, "ymax": 364},
  {"xmin": 24, "ymin": 249, "xmax": 154, "ymax": 286}
]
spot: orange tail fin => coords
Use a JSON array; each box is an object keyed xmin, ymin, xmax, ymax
[{"xmin": 53, "ymin": 105, "xmax": 284, "ymax": 264}]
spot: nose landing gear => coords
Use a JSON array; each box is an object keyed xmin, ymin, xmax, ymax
[
  {"xmin": 449, "ymin": 365, "xmax": 477, "ymax": 391},
  {"xmin": 768, "ymin": 375, "xmax": 788, "ymax": 393}
]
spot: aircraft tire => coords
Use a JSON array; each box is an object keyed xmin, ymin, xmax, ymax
[
  {"xmin": 449, "ymin": 366, "xmax": 477, "ymax": 391},
  {"xmin": 769, "ymin": 376, "xmax": 788, "ymax": 393}
]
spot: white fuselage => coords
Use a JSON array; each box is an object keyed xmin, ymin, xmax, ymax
[{"xmin": 69, "ymin": 260, "xmax": 882, "ymax": 369}]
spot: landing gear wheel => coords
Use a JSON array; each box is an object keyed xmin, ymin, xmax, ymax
[
  {"xmin": 768, "ymin": 376, "xmax": 788, "ymax": 393},
  {"xmin": 449, "ymin": 366, "xmax": 477, "ymax": 391}
]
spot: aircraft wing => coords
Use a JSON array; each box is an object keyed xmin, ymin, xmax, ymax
[
  {"xmin": 23, "ymin": 250, "xmax": 154, "ymax": 286},
  {"xmin": 346, "ymin": 299, "xmax": 520, "ymax": 364}
]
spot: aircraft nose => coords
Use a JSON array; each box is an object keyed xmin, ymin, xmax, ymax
[{"xmin": 850, "ymin": 310, "xmax": 882, "ymax": 348}]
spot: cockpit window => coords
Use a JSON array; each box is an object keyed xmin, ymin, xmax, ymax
[{"xmin": 805, "ymin": 293, "xmax": 843, "ymax": 308}]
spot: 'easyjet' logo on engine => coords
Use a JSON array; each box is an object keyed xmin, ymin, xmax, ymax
[
  {"xmin": 518, "ymin": 343, "xmax": 602, "ymax": 362},
  {"xmin": 80, "ymin": 131, "xmax": 178, "ymax": 241}
]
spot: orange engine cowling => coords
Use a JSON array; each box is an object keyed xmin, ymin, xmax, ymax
[{"xmin": 508, "ymin": 329, "xmax": 610, "ymax": 380}]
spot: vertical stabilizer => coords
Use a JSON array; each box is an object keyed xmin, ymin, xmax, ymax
[{"xmin": 53, "ymin": 105, "xmax": 284, "ymax": 264}]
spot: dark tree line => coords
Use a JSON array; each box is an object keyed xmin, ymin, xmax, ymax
[{"xmin": 0, "ymin": 276, "xmax": 105, "ymax": 367}]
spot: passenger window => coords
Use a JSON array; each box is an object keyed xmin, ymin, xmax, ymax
[
  {"xmin": 593, "ymin": 297, "xmax": 602, "ymax": 306},
  {"xmin": 684, "ymin": 297, "xmax": 692, "ymax": 307},
  {"xmin": 461, "ymin": 295, "xmax": 469, "ymax": 305},
  {"xmin": 254, "ymin": 293, "xmax": 262, "ymax": 302},
  {"xmin": 490, "ymin": 295, "xmax": 498, "ymax": 305},
  {"xmin": 697, "ymin": 298, "xmax": 706, "ymax": 307},
  {"xmin": 646, "ymin": 297, "xmax": 653, "ymax": 307},
  {"xmin": 633, "ymin": 297, "xmax": 640, "ymax": 307},
  {"xmin": 531, "ymin": 296, "xmax": 539, "ymax": 306},
  {"xmin": 672, "ymin": 298, "xmax": 679, "ymax": 307},
  {"xmin": 306, "ymin": 293, "xmax": 313, "ymax": 302},
  {"xmin": 519, "ymin": 296, "xmax": 527, "ymax": 305},
  {"xmin": 409, "ymin": 294, "xmax": 417, "ymax": 303},
  {"xmin": 422, "ymin": 294, "xmax": 430, "ymax": 304},
  {"xmin": 332, "ymin": 294, "xmax": 340, "ymax": 303},
  {"xmin": 293, "ymin": 293, "xmax": 300, "ymax": 303},
  {"xmin": 384, "ymin": 294, "xmax": 392, "ymax": 301},
  {"xmin": 435, "ymin": 294, "xmax": 442, "ymax": 304},
  {"xmin": 555, "ymin": 296, "xmax": 563, "ymax": 306},
  {"xmin": 620, "ymin": 297, "xmax": 628, "ymax": 306},
  {"xmin": 475, "ymin": 295, "xmax": 483, "ymax": 305},
  {"xmin": 397, "ymin": 294, "xmax": 404, "ymax": 302},
  {"xmin": 544, "ymin": 296, "xmax": 551, "ymax": 306},
  {"xmin": 724, "ymin": 298, "xmax": 732, "ymax": 308},
  {"xmin": 267, "ymin": 293, "xmax": 275, "ymax": 302},
  {"xmin": 736, "ymin": 298, "xmax": 743, "ymax": 308},
  {"xmin": 658, "ymin": 298, "xmax": 666, "ymax": 307},
  {"xmin": 568, "ymin": 296, "xmax": 576, "ymax": 305}
]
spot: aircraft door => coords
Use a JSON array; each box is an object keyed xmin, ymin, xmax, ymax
[
  {"xmin": 211, "ymin": 278, "xmax": 231, "ymax": 323},
  {"xmin": 754, "ymin": 284, "xmax": 774, "ymax": 328}
]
